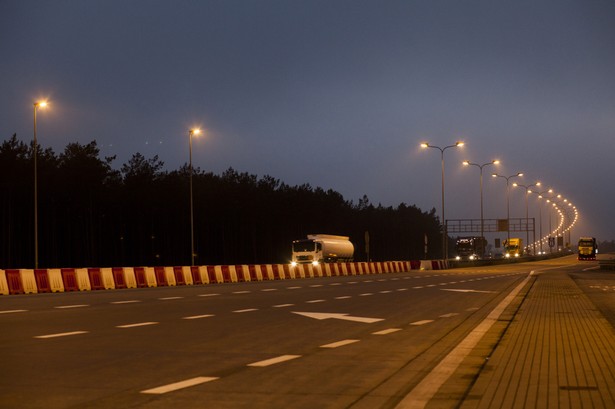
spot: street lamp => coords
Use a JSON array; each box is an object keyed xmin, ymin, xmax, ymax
[
  {"xmin": 534, "ymin": 189, "xmax": 554, "ymax": 254},
  {"xmin": 420, "ymin": 141, "xmax": 464, "ymax": 259},
  {"xmin": 33, "ymin": 100, "xmax": 48, "ymax": 269},
  {"xmin": 513, "ymin": 181, "xmax": 541, "ymax": 255},
  {"xmin": 463, "ymin": 159, "xmax": 499, "ymax": 256},
  {"xmin": 189, "ymin": 128, "xmax": 201, "ymax": 267},
  {"xmin": 491, "ymin": 172, "xmax": 523, "ymax": 242}
]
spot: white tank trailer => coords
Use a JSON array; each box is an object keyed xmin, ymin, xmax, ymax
[{"xmin": 291, "ymin": 234, "xmax": 354, "ymax": 266}]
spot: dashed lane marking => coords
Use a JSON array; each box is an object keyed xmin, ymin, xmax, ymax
[
  {"xmin": 320, "ymin": 339, "xmax": 360, "ymax": 348},
  {"xmin": 111, "ymin": 300, "xmax": 141, "ymax": 304},
  {"xmin": 306, "ymin": 299, "xmax": 325, "ymax": 303},
  {"xmin": 54, "ymin": 304, "xmax": 89, "ymax": 309},
  {"xmin": 373, "ymin": 328, "xmax": 402, "ymax": 335},
  {"xmin": 439, "ymin": 313, "xmax": 460, "ymax": 318},
  {"xmin": 0, "ymin": 309, "xmax": 28, "ymax": 314},
  {"xmin": 35, "ymin": 331, "xmax": 89, "ymax": 339},
  {"xmin": 273, "ymin": 304, "xmax": 294, "ymax": 308},
  {"xmin": 182, "ymin": 314, "xmax": 215, "ymax": 320},
  {"xmin": 233, "ymin": 308, "xmax": 258, "ymax": 313},
  {"xmin": 335, "ymin": 296, "xmax": 352, "ymax": 299},
  {"xmin": 141, "ymin": 377, "xmax": 219, "ymax": 395},
  {"xmin": 159, "ymin": 297, "xmax": 183, "ymax": 300},
  {"xmin": 410, "ymin": 320, "xmax": 434, "ymax": 326},
  {"xmin": 247, "ymin": 355, "xmax": 302, "ymax": 367},
  {"xmin": 198, "ymin": 293, "xmax": 219, "ymax": 297},
  {"xmin": 116, "ymin": 322, "xmax": 159, "ymax": 329}
]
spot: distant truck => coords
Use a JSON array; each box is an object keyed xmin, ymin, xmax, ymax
[
  {"xmin": 503, "ymin": 238, "xmax": 523, "ymax": 258},
  {"xmin": 455, "ymin": 236, "xmax": 487, "ymax": 260},
  {"xmin": 291, "ymin": 234, "xmax": 354, "ymax": 266},
  {"xmin": 577, "ymin": 237, "xmax": 597, "ymax": 260}
]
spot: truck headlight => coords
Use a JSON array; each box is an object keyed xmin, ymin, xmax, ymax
[
  {"xmin": 291, "ymin": 261, "xmax": 297, "ymax": 267},
  {"xmin": 312, "ymin": 261, "xmax": 319, "ymax": 266}
]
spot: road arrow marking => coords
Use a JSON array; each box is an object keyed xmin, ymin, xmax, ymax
[
  {"xmin": 441, "ymin": 289, "xmax": 496, "ymax": 294},
  {"xmin": 292, "ymin": 311, "xmax": 384, "ymax": 323}
]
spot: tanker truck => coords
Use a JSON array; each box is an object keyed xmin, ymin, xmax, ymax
[{"xmin": 291, "ymin": 234, "xmax": 354, "ymax": 266}]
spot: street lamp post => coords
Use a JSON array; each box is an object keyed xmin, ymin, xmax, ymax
[
  {"xmin": 534, "ymin": 189, "xmax": 554, "ymax": 254},
  {"xmin": 491, "ymin": 172, "xmax": 523, "ymax": 243},
  {"xmin": 420, "ymin": 141, "xmax": 464, "ymax": 259},
  {"xmin": 463, "ymin": 159, "xmax": 499, "ymax": 256},
  {"xmin": 513, "ymin": 181, "xmax": 541, "ymax": 255},
  {"xmin": 33, "ymin": 101, "xmax": 47, "ymax": 269},
  {"xmin": 189, "ymin": 128, "xmax": 201, "ymax": 267}
]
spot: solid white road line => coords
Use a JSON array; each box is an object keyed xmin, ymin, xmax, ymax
[
  {"xmin": 35, "ymin": 331, "xmax": 88, "ymax": 339},
  {"xmin": 141, "ymin": 377, "xmax": 219, "ymax": 394},
  {"xmin": 320, "ymin": 339, "xmax": 360, "ymax": 348},
  {"xmin": 247, "ymin": 355, "xmax": 301, "ymax": 367},
  {"xmin": 395, "ymin": 272, "xmax": 533, "ymax": 409},
  {"xmin": 116, "ymin": 322, "xmax": 158, "ymax": 329}
]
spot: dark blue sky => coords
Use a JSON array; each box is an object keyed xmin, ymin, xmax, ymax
[{"xmin": 2, "ymin": 0, "xmax": 614, "ymax": 242}]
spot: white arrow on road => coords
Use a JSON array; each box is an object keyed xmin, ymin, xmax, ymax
[
  {"xmin": 441, "ymin": 289, "xmax": 496, "ymax": 294},
  {"xmin": 292, "ymin": 311, "xmax": 384, "ymax": 323}
]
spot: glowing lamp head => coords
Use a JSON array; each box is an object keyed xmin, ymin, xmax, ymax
[{"xmin": 420, "ymin": 142, "xmax": 429, "ymax": 148}]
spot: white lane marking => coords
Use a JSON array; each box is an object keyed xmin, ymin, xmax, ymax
[
  {"xmin": 111, "ymin": 300, "xmax": 141, "ymax": 304},
  {"xmin": 0, "ymin": 309, "xmax": 28, "ymax": 314},
  {"xmin": 396, "ymin": 273, "xmax": 533, "ymax": 409},
  {"xmin": 159, "ymin": 297, "xmax": 183, "ymax": 300},
  {"xmin": 306, "ymin": 299, "xmax": 325, "ymax": 303},
  {"xmin": 330, "ymin": 283, "xmax": 342, "ymax": 286},
  {"xmin": 232, "ymin": 291, "xmax": 250, "ymax": 294},
  {"xmin": 287, "ymin": 286, "xmax": 301, "ymax": 290},
  {"xmin": 348, "ymin": 281, "xmax": 358, "ymax": 284},
  {"xmin": 373, "ymin": 328, "xmax": 402, "ymax": 335},
  {"xmin": 309, "ymin": 284, "xmax": 323, "ymax": 288},
  {"xmin": 410, "ymin": 320, "xmax": 434, "ymax": 326},
  {"xmin": 261, "ymin": 288, "xmax": 277, "ymax": 292},
  {"xmin": 320, "ymin": 339, "xmax": 359, "ymax": 348},
  {"xmin": 397, "ymin": 288, "xmax": 408, "ymax": 292},
  {"xmin": 293, "ymin": 311, "xmax": 384, "ymax": 323},
  {"xmin": 413, "ymin": 286, "xmax": 424, "ymax": 289},
  {"xmin": 116, "ymin": 322, "xmax": 158, "ymax": 329},
  {"xmin": 441, "ymin": 289, "xmax": 496, "ymax": 294},
  {"xmin": 273, "ymin": 304, "xmax": 294, "ymax": 308},
  {"xmin": 198, "ymin": 293, "xmax": 219, "ymax": 297},
  {"xmin": 233, "ymin": 308, "xmax": 258, "ymax": 313},
  {"xmin": 141, "ymin": 377, "xmax": 219, "ymax": 394},
  {"xmin": 439, "ymin": 313, "xmax": 460, "ymax": 318},
  {"xmin": 182, "ymin": 314, "xmax": 214, "ymax": 320},
  {"xmin": 359, "ymin": 293, "xmax": 373, "ymax": 296},
  {"xmin": 247, "ymin": 355, "xmax": 301, "ymax": 367},
  {"xmin": 335, "ymin": 296, "xmax": 352, "ymax": 299},
  {"xmin": 35, "ymin": 331, "xmax": 88, "ymax": 339},
  {"xmin": 466, "ymin": 307, "xmax": 480, "ymax": 311},
  {"xmin": 55, "ymin": 304, "xmax": 89, "ymax": 309}
]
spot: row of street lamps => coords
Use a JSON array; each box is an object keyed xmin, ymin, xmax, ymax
[
  {"xmin": 30, "ymin": 99, "xmax": 203, "ymax": 268},
  {"xmin": 421, "ymin": 141, "xmax": 577, "ymax": 258}
]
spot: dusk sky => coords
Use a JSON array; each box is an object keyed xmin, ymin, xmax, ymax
[{"xmin": 2, "ymin": 1, "xmax": 614, "ymax": 243}]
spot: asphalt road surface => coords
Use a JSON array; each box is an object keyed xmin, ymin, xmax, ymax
[{"xmin": 1, "ymin": 256, "xmax": 609, "ymax": 408}]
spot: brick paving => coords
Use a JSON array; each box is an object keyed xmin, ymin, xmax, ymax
[{"xmin": 460, "ymin": 271, "xmax": 615, "ymax": 408}]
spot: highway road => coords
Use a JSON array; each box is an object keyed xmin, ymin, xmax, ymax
[{"xmin": 1, "ymin": 256, "xmax": 611, "ymax": 408}]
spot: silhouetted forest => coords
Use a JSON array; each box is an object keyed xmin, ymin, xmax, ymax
[{"xmin": 1, "ymin": 135, "xmax": 442, "ymax": 268}]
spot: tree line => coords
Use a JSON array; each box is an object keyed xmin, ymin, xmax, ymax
[{"xmin": 0, "ymin": 134, "xmax": 442, "ymax": 269}]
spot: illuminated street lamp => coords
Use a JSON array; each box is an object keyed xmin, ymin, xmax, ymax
[
  {"xmin": 33, "ymin": 100, "xmax": 48, "ymax": 269},
  {"xmin": 189, "ymin": 128, "xmax": 201, "ymax": 266},
  {"xmin": 420, "ymin": 141, "xmax": 464, "ymax": 259},
  {"xmin": 491, "ymin": 172, "xmax": 523, "ymax": 241},
  {"xmin": 513, "ymin": 181, "xmax": 541, "ymax": 255},
  {"xmin": 534, "ymin": 189, "xmax": 554, "ymax": 254},
  {"xmin": 463, "ymin": 159, "xmax": 499, "ymax": 255}
]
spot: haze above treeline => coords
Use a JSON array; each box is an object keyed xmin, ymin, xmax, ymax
[{"xmin": 1, "ymin": 135, "xmax": 446, "ymax": 269}]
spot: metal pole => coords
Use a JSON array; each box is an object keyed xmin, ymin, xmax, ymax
[
  {"xmin": 33, "ymin": 104, "xmax": 39, "ymax": 269},
  {"xmin": 189, "ymin": 130, "xmax": 195, "ymax": 267},
  {"xmin": 440, "ymin": 150, "xmax": 446, "ymax": 259}
]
